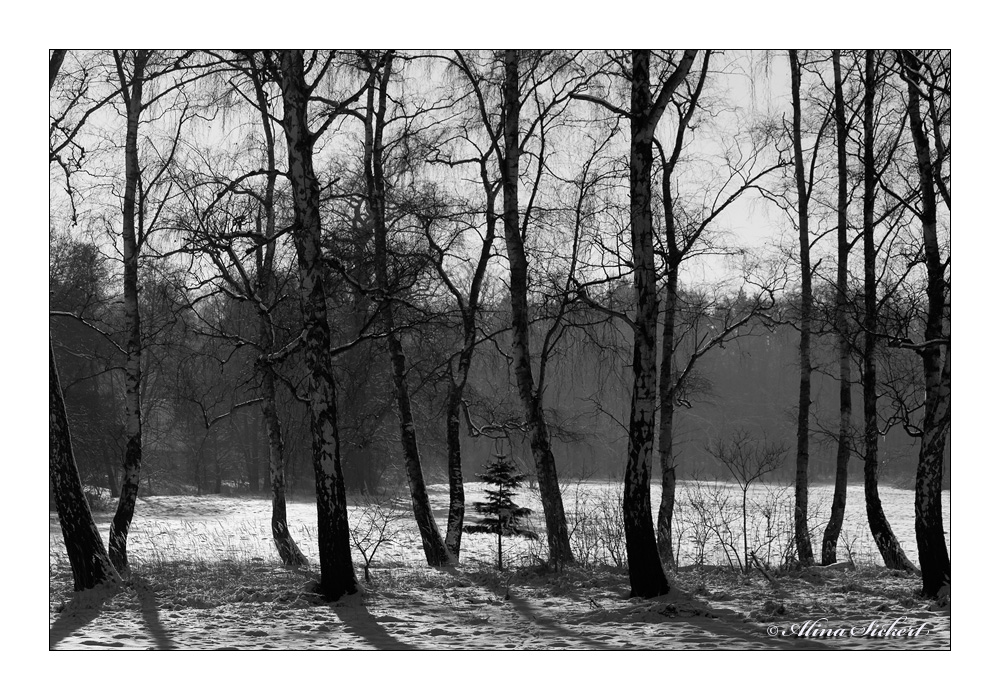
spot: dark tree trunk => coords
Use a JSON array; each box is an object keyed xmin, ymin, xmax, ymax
[
  {"xmin": 262, "ymin": 367, "xmax": 307, "ymax": 567},
  {"xmin": 656, "ymin": 265, "xmax": 679, "ymax": 567},
  {"xmin": 213, "ymin": 431, "xmax": 222, "ymax": 494},
  {"xmin": 51, "ymin": 344, "xmax": 120, "ymax": 592},
  {"xmin": 822, "ymin": 50, "xmax": 851, "ymax": 565},
  {"xmin": 384, "ymin": 323, "xmax": 450, "ymax": 566},
  {"xmin": 258, "ymin": 260, "xmax": 306, "ymax": 566},
  {"xmin": 788, "ymin": 50, "xmax": 815, "ymax": 565},
  {"xmin": 48, "ymin": 60, "xmax": 116, "ymax": 592},
  {"xmin": 913, "ymin": 342, "xmax": 950, "ymax": 595},
  {"xmin": 109, "ymin": 50, "xmax": 150, "ymax": 574},
  {"xmin": 442, "ymin": 276, "xmax": 489, "ymax": 560},
  {"xmin": 497, "ymin": 527, "xmax": 504, "ymax": 572},
  {"xmin": 900, "ymin": 50, "xmax": 951, "ymax": 596},
  {"xmin": 106, "ymin": 462, "xmax": 119, "ymax": 499},
  {"xmin": 247, "ymin": 55, "xmax": 306, "ymax": 567},
  {"xmin": 624, "ymin": 58, "xmax": 668, "ymax": 596},
  {"xmin": 501, "ymin": 49, "xmax": 573, "ymax": 566},
  {"xmin": 440, "ymin": 161, "xmax": 497, "ymax": 560},
  {"xmin": 49, "ymin": 50, "xmax": 67, "ymax": 90},
  {"xmin": 200, "ymin": 452, "xmax": 207, "ymax": 495},
  {"xmin": 623, "ymin": 49, "xmax": 695, "ymax": 597},
  {"xmin": 365, "ymin": 52, "xmax": 450, "ymax": 567},
  {"xmin": 278, "ymin": 50, "xmax": 357, "ymax": 600},
  {"xmin": 861, "ymin": 51, "xmax": 917, "ymax": 572},
  {"xmin": 245, "ymin": 415, "xmax": 260, "ymax": 493},
  {"xmin": 444, "ymin": 384, "xmax": 466, "ymax": 559},
  {"xmin": 652, "ymin": 52, "xmax": 709, "ymax": 570},
  {"xmin": 193, "ymin": 445, "xmax": 202, "ymax": 495}
]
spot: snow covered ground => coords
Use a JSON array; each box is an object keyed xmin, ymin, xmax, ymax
[{"xmin": 49, "ymin": 481, "xmax": 950, "ymax": 650}]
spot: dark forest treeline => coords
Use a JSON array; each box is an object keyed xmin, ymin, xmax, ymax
[{"xmin": 50, "ymin": 274, "xmax": 940, "ymax": 494}]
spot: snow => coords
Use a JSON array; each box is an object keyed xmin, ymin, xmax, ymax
[{"xmin": 49, "ymin": 483, "xmax": 950, "ymax": 650}]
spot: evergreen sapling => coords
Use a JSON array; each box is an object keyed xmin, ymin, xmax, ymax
[{"xmin": 464, "ymin": 453, "xmax": 537, "ymax": 571}]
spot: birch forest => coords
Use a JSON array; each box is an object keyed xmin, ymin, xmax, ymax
[{"xmin": 49, "ymin": 49, "xmax": 950, "ymax": 651}]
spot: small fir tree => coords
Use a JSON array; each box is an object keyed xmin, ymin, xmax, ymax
[{"xmin": 464, "ymin": 453, "xmax": 537, "ymax": 571}]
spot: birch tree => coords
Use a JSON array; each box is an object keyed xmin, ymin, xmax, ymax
[
  {"xmin": 275, "ymin": 49, "xmax": 359, "ymax": 598},
  {"xmin": 106, "ymin": 48, "xmax": 150, "ymax": 572},
  {"xmin": 438, "ymin": 49, "xmax": 582, "ymax": 561},
  {"xmin": 174, "ymin": 175, "xmax": 309, "ymax": 563},
  {"xmin": 421, "ymin": 189, "xmax": 496, "ymax": 561},
  {"xmin": 49, "ymin": 50, "xmax": 120, "ymax": 592},
  {"xmin": 245, "ymin": 54, "xmax": 308, "ymax": 566},
  {"xmin": 361, "ymin": 50, "xmax": 450, "ymax": 566},
  {"xmin": 501, "ymin": 50, "xmax": 577, "ymax": 565},
  {"xmin": 576, "ymin": 49, "xmax": 697, "ymax": 595},
  {"xmin": 898, "ymin": 49, "xmax": 950, "ymax": 596},
  {"xmin": 788, "ymin": 49, "xmax": 816, "ymax": 565},
  {"xmin": 50, "ymin": 346, "xmax": 121, "ymax": 591},
  {"xmin": 861, "ymin": 50, "xmax": 918, "ymax": 572},
  {"xmin": 821, "ymin": 49, "xmax": 852, "ymax": 565},
  {"xmin": 622, "ymin": 49, "xmax": 697, "ymax": 595},
  {"xmin": 105, "ymin": 50, "xmax": 202, "ymax": 571},
  {"xmin": 649, "ymin": 51, "xmax": 784, "ymax": 567},
  {"xmin": 415, "ymin": 58, "xmax": 502, "ymax": 557}
]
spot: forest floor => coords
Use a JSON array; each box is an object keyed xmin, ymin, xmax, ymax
[{"xmin": 49, "ymin": 494, "xmax": 950, "ymax": 650}]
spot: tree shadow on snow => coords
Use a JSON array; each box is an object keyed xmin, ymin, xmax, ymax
[
  {"xmin": 329, "ymin": 606, "xmax": 419, "ymax": 650},
  {"xmin": 661, "ymin": 599, "xmax": 832, "ymax": 651},
  {"xmin": 49, "ymin": 585, "xmax": 116, "ymax": 649},
  {"xmin": 133, "ymin": 576, "xmax": 178, "ymax": 650},
  {"xmin": 506, "ymin": 592, "xmax": 615, "ymax": 649}
]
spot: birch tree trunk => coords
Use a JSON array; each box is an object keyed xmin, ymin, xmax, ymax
[
  {"xmin": 49, "ymin": 50, "xmax": 67, "ymax": 90},
  {"xmin": 51, "ymin": 344, "xmax": 120, "ymax": 591},
  {"xmin": 277, "ymin": 50, "xmax": 357, "ymax": 599},
  {"xmin": 861, "ymin": 50, "xmax": 917, "ymax": 572},
  {"xmin": 443, "ymin": 286, "xmax": 488, "ymax": 558},
  {"xmin": 623, "ymin": 49, "xmax": 696, "ymax": 597},
  {"xmin": 440, "ymin": 154, "xmax": 497, "ymax": 559},
  {"xmin": 656, "ymin": 263, "xmax": 679, "ymax": 567},
  {"xmin": 49, "ymin": 51, "xmax": 119, "ymax": 592},
  {"xmin": 914, "ymin": 340, "xmax": 951, "ymax": 595},
  {"xmin": 651, "ymin": 52, "xmax": 709, "ymax": 569},
  {"xmin": 261, "ymin": 364, "xmax": 307, "ymax": 567},
  {"xmin": 248, "ymin": 55, "xmax": 306, "ymax": 568},
  {"xmin": 108, "ymin": 49, "xmax": 150, "ymax": 573},
  {"xmin": 822, "ymin": 50, "xmax": 851, "ymax": 565},
  {"xmin": 444, "ymin": 381, "xmax": 466, "ymax": 558},
  {"xmin": 365, "ymin": 52, "xmax": 450, "ymax": 566},
  {"xmin": 788, "ymin": 49, "xmax": 815, "ymax": 565},
  {"xmin": 501, "ymin": 49, "xmax": 573, "ymax": 566},
  {"xmin": 900, "ymin": 49, "xmax": 951, "ymax": 596}
]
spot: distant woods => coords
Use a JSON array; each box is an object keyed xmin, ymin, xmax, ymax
[{"xmin": 49, "ymin": 50, "xmax": 949, "ymax": 598}]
